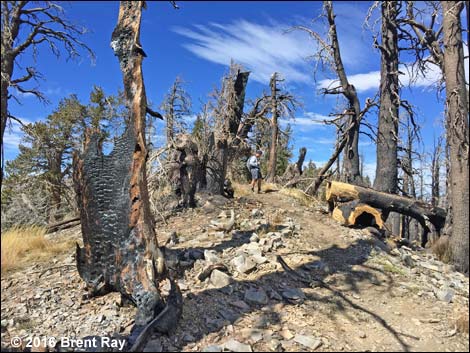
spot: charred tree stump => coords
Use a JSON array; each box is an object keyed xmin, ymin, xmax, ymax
[
  {"xmin": 167, "ymin": 134, "xmax": 200, "ymax": 208},
  {"xmin": 326, "ymin": 181, "xmax": 446, "ymax": 242},
  {"xmin": 73, "ymin": 1, "xmax": 180, "ymax": 333}
]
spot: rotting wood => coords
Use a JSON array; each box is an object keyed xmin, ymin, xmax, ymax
[
  {"xmin": 332, "ymin": 200, "xmax": 384, "ymax": 229},
  {"xmin": 326, "ymin": 181, "xmax": 446, "ymax": 236}
]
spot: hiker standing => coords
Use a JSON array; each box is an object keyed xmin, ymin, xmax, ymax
[{"xmin": 247, "ymin": 150, "xmax": 263, "ymax": 193}]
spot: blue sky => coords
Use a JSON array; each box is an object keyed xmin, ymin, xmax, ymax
[{"xmin": 5, "ymin": 1, "xmax": 468, "ymax": 183}]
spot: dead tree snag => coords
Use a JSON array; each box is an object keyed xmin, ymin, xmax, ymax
[
  {"xmin": 167, "ymin": 133, "xmax": 200, "ymax": 208},
  {"xmin": 73, "ymin": 1, "xmax": 179, "ymax": 332},
  {"xmin": 205, "ymin": 68, "xmax": 250, "ymax": 194}
]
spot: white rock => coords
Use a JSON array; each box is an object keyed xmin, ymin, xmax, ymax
[
  {"xmin": 224, "ymin": 339, "xmax": 252, "ymax": 352},
  {"xmin": 294, "ymin": 334, "xmax": 322, "ymax": 350}
]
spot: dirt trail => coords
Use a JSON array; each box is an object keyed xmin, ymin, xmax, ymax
[{"xmin": 1, "ymin": 185, "xmax": 469, "ymax": 352}]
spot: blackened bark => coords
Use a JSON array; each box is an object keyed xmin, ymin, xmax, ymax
[
  {"xmin": 266, "ymin": 73, "xmax": 279, "ymax": 183},
  {"xmin": 206, "ymin": 133, "xmax": 228, "ymax": 195},
  {"xmin": 205, "ymin": 70, "xmax": 249, "ymax": 194},
  {"xmin": 441, "ymin": 1, "xmax": 469, "ymax": 273},
  {"xmin": 296, "ymin": 147, "xmax": 307, "ymax": 175},
  {"xmin": 230, "ymin": 71, "xmax": 250, "ymax": 136},
  {"xmin": 374, "ymin": 1, "xmax": 399, "ymax": 195},
  {"xmin": 167, "ymin": 134, "xmax": 200, "ymax": 207},
  {"xmin": 73, "ymin": 1, "xmax": 169, "ymax": 327}
]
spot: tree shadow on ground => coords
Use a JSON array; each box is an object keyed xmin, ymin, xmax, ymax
[{"xmin": 155, "ymin": 238, "xmax": 411, "ymax": 352}]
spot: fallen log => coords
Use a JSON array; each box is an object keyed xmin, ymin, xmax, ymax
[
  {"xmin": 45, "ymin": 216, "xmax": 80, "ymax": 234},
  {"xmin": 332, "ymin": 200, "xmax": 384, "ymax": 229},
  {"xmin": 326, "ymin": 181, "xmax": 446, "ymax": 234}
]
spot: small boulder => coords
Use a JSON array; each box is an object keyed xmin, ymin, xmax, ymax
[
  {"xmin": 210, "ymin": 269, "xmax": 232, "ymax": 288},
  {"xmin": 244, "ymin": 288, "xmax": 268, "ymax": 305},
  {"xmin": 224, "ymin": 339, "xmax": 252, "ymax": 352}
]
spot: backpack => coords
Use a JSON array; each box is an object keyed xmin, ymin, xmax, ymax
[{"xmin": 246, "ymin": 157, "xmax": 252, "ymax": 171}]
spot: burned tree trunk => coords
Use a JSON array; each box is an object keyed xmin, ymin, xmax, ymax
[
  {"xmin": 296, "ymin": 147, "xmax": 307, "ymax": 175},
  {"xmin": 167, "ymin": 134, "xmax": 200, "ymax": 208},
  {"xmin": 326, "ymin": 181, "xmax": 446, "ymax": 240},
  {"xmin": 374, "ymin": 1, "xmax": 400, "ymax": 235},
  {"xmin": 73, "ymin": 1, "xmax": 178, "ymax": 330},
  {"xmin": 206, "ymin": 69, "xmax": 249, "ymax": 195},
  {"xmin": 374, "ymin": 1, "xmax": 399, "ymax": 195},
  {"xmin": 441, "ymin": 0, "xmax": 469, "ymax": 273},
  {"xmin": 266, "ymin": 73, "xmax": 280, "ymax": 183}
]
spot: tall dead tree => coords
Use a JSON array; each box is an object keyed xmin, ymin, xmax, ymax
[
  {"xmin": 441, "ymin": 1, "xmax": 469, "ymax": 273},
  {"xmin": 161, "ymin": 76, "xmax": 191, "ymax": 151},
  {"xmin": 324, "ymin": 1, "xmax": 362, "ymax": 184},
  {"xmin": 402, "ymin": 1, "xmax": 468, "ymax": 271},
  {"xmin": 265, "ymin": 72, "xmax": 298, "ymax": 183},
  {"xmin": 296, "ymin": 1, "xmax": 376, "ymax": 192},
  {"xmin": 1, "ymin": 1, "xmax": 93, "ymax": 186},
  {"xmin": 205, "ymin": 66, "xmax": 249, "ymax": 194},
  {"xmin": 374, "ymin": 1, "xmax": 400, "ymax": 194},
  {"xmin": 73, "ymin": 1, "xmax": 180, "ymax": 335},
  {"xmin": 374, "ymin": 1, "xmax": 401, "ymax": 235},
  {"xmin": 266, "ymin": 73, "xmax": 280, "ymax": 183}
]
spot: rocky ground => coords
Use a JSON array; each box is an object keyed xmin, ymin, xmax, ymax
[{"xmin": 1, "ymin": 185, "xmax": 469, "ymax": 352}]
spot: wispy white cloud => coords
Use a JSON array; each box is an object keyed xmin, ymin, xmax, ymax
[
  {"xmin": 173, "ymin": 20, "xmax": 314, "ymax": 84},
  {"xmin": 3, "ymin": 132, "xmax": 23, "ymax": 148},
  {"xmin": 318, "ymin": 45, "xmax": 469, "ymax": 93},
  {"xmin": 318, "ymin": 63, "xmax": 442, "ymax": 93},
  {"xmin": 282, "ymin": 112, "xmax": 332, "ymax": 131}
]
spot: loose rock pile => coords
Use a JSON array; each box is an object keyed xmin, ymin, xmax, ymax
[{"xmin": 1, "ymin": 189, "xmax": 468, "ymax": 352}]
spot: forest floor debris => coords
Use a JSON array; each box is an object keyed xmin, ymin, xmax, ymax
[{"xmin": 1, "ymin": 184, "xmax": 469, "ymax": 352}]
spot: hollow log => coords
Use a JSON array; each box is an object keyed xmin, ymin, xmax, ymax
[
  {"xmin": 332, "ymin": 200, "xmax": 384, "ymax": 229},
  {"xmin": 326, "ymin": 181, "xmax": 446, "ymax": 234},
  {"xmin": 73, "ymin": 1, "xmax": 173, "ymax": 329}
]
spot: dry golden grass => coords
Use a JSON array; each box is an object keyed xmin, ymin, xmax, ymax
[
  {"xmin": 1, "ymin": 225, "xmax": 75, "ymax": 273},
  {"xmin": 431, "ymin": 235, "xmax": 452, "ymax": 263},
  {"xmin": 262, "ymin": 182, "xmax": 280, "ymax": 193},
  {"xmin": 232, "ymin": 182, "xmax": 252, "ymax": 197},
  {"xmin": 456, "ymin": 312, "xmax": 470, "ymax": 333},
  {"xmin": 279, "ymin": 187, "xmax": 319, "ymax": 207}
]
